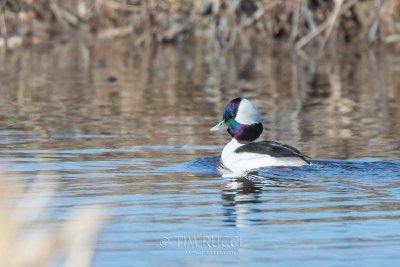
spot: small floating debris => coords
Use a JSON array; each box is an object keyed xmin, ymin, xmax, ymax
[{"xmin": 106, "ymin": 76, "xmax": 118, "ymax": 83}]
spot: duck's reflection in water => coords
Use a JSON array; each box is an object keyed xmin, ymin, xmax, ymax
[
  {"xmin": 221, "ymin": 177, "xmax": 263, "ymax": 227},
  {"xmin": 221, "ymin": 172, "xmax": 310, "ymax": 227}
]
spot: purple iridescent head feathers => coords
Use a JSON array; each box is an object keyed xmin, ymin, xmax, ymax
[{"xmin": 210, "ymin": 98, "xmax": 263, "ymax": 142}]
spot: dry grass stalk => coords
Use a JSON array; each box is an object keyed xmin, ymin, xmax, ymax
[
  {"xmin": 295, "ymin": 0, "xmax": 359, "ymax": 50},
  {"xmin": 0, "ymin": 170, "xmax": 107, "ymax": 267},
  {"xmin": 0, "ymin": 0, "xmax": 400, "ymax": 49}
]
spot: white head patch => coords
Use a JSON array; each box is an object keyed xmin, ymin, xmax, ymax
[{"xmin": 235, "ymin": 99, "xmax": 261, "ymax": 125}]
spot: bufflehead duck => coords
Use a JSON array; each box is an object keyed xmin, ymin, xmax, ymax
[{"xmin": 211, "ymin": 98, "xmax": 310, "ymax": 174}]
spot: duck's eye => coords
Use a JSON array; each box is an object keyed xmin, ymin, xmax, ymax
[{"xmin": 223, "ymin": 112, "xmax": 233, "ymax": 121}]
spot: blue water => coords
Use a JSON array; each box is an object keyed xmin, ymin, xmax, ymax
[
  {"xmin": 2, "ymin": 43, "xmax": 400, "ymax": 266},
  {"xmin": 1, "ymin": 144, "xmax": 400, "ymax": 267}
]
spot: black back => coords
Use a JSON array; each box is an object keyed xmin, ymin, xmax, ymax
[{"xmin": 235, "ymin": 141, "xmax": 310, "ymax": 164}]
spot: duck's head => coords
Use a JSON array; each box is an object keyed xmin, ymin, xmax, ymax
[{"xmin": 210, "ymin": 98, "xmax": 263, "ymax": 142}]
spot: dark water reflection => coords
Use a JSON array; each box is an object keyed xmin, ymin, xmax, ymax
[{"xmin": 1, "ymin": 42, "xmax": 400, "ymax": 266}]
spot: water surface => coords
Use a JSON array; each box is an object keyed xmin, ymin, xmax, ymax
[{"xmin": 1, "ymin": 43, "xmax": 400, "ymax": 266}]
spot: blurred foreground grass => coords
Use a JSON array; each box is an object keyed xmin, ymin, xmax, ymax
[
  {"xmin": 1, "ymin": 0, "xmax": 400, "ymax": 49},
  {"xmin": 0, "ymin": 170, "xmax": 106, "ymax": 267}
]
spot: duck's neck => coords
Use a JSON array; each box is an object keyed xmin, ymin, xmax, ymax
[
  {"xmin": 236, "ymin": 139, "xmax": 252, "ymax": 145},
  {"xmin": 222, "ymin": 139, "xmax": 243, "ymax": 155},
  {"xmin": 227, "ymin": 120, "xmax": 263, "ymax": 142},
  {"xmin": 224, "ymin": 138, "xmax": 252, "ymax": 152},
  {"xmin": 221, "ymin": 138, "xmax": 251, "ymax": 165}
]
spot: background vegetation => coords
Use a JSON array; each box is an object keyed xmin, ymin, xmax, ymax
[{"xmin": 1, "ymin": 0, "xmax": 400, "ymax": 50}]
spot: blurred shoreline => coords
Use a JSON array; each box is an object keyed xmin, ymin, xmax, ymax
[{"xmin": 1, "ymin": 0, "xmax": 400, "ymax": 50}]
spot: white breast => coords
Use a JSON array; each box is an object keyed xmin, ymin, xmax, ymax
[{"xmin": 221, "ymin": 139, "xmax": 307, "ymax": 175}]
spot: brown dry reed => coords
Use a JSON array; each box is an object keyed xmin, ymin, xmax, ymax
[
  {"xmin": 0, "ymin": 170, "xmax": 106, "ymax": 267},
  {"xmin": 1, "ymin": 0, "xmax": 400, "ymax": 49}
]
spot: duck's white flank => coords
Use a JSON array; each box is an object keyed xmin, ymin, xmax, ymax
[{"xmin": 221, "ymin": 139, "xmax": 308, "ymax": 174}]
